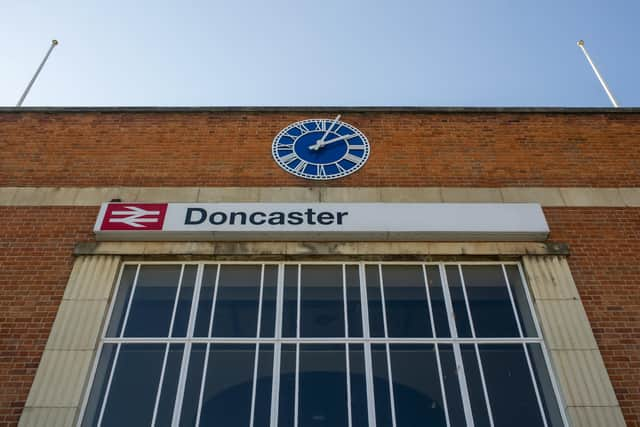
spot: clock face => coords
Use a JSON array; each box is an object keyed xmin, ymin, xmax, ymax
[{"xmin": 272, "ymin": 118, "xmax": 370, "ymax": 180}]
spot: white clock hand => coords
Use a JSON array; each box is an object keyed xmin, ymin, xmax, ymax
[
  {"xmin": 309, "ymin": 133, "xmax": 357, "ymax": 150},
  {"xmin": 317, "ymin": 114, "xmax": 341, "ymax": 144}
]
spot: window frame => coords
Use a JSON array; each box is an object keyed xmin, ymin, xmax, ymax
[{"xmin": 78, "ymin": 261, "xmax": 569, "ymax": 427}]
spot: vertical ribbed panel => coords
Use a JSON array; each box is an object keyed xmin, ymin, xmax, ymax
[
  {"xmin": 552, "ymin": 350, "xmax": 619, "ymax": 407},
  {"xmin": 46, "ymin": 300, "xmax": 108, "ymax": 350},
  {"xmin": 25, "ymin": 350, "xmax": 93, "ymax": 407},
  {"xmin": 567, "ymin": 406, "xmax": 626, "ymax": 427},
  {"xmin": 523, "ymin": 256, "xmax": 579, "ymax": 300},
  {"xmin": 63, "ymin": 255, "xmax": 121, "ymax": 300},
  {"xmin": 21, "ymin": 256, "xmax": 121, "ymax": 427},
  {"xmin": 536, "ymin": 300, "xmax": 598, "ymax": 350},
  {"xmin": 523, "ymin": 255, "xmax": 626, "ymax": 426},
  {"xmin": 18, "ymin": 407, "xmax": 76, "ymax": 427}
]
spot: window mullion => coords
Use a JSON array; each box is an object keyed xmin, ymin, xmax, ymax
[
  {"xmin": 358, "ymin": 263, "xmax": 377, "ymax": 427},
  {"xmin": 170, "ymin": 263, "xmax": 205, "ymax": 427},
  {"xmin": 150, "ymin": 343, "xmax": 171, "ymax": 427},
  {"xmin": 342, "ymin": 265, "xmax": 353, "ymax": 427},
  {"xmin": 423, "ymin": 265, "xmax": 451, "ymax": 427},
  {"xmin": 439, "ymin": 263, "xmax": 474, "ymax": 427},
  {"xmin": 458, "ymin": 266, "xmax": 495, "ymax": 427},
  {"xmin": 167, "ymin": 265, "xmax": 185, "ymax": 338},
  {"xmin": 294, "ymin": 265, "xmax": 301, "ymax": 427},
  {"xmin": 377, "ymin": 265, "xmax": 397, "ymax": 427},
  {"xmin": 96, "ymin": 342, "xmax": 122, "ymax": 427},
  {"xmin": 195, "ymin": 342, "xmax": 211, "ymax": 426},
  {"xmin": 269, "ymin": 264, "xmax": 286, "ymax": 427},
  {"xmin": 207, "ymin": 265, "xmax": 222, "ymax": 338},
  {"xmin": 119, "ymin": 264, "xmax": 141, "ymax": 337},
  {"xmin": 249, "ymin": 265, "xmax": 266, "ymax": 427},
  {"xmin": 149, "ymin": 265, "xmax": 185, "ymax": 426}
]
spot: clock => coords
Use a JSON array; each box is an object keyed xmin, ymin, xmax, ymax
[{"xmin": 272, "ymin": 116, "xmax": 370, "ymax": 180}]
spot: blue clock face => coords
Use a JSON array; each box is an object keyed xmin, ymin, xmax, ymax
[{"xmin": 272, "ymin": 117, "xmax": 370, "ymax": 180}]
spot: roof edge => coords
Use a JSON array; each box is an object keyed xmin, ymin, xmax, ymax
[{"xmin": 0, "ymin": 106, "xmax": 639, "ymax": 114}]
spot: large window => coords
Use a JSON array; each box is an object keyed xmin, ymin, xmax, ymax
[{"xmin": 80, "ymin": 262, "xmax": 567, "ymax": 427}]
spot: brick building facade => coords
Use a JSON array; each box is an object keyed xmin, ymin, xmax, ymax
[{"xmin": 1, "ymin": 108, "xmax": 638, "ymax": 427}]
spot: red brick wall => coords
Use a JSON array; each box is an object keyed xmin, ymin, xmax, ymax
[
  {"xmin": 0, "ymin": 206, "xmax": 639, "ymax": 425},
  {"xmin": 545, "ymin": 208, "xmax": 640, "ymax": 427},
  {"xmin": 0, "ymin": 207, "xmax": 96, "ymax": 426},
  {"xmin": 1, "ymin": 111, "xmax": 639, "ymax": 187}
]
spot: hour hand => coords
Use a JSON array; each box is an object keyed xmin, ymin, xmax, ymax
[{"xmin": 309, "ymin": 133, "xmax": 356, "ymax": 150}]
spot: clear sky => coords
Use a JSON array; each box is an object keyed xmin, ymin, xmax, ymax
[{"xmin": 2, "ymin": 0, "xmax": 639, "ymax": 107}]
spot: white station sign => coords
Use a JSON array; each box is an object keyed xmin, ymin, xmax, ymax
[{"xmin": 94, "ymin": 202, "xmax": 549, "ymax": 241}]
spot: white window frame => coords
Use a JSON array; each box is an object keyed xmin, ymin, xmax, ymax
[{"xmin": 77, "ymin": 261, "xmax": 570, "ymax": 427}]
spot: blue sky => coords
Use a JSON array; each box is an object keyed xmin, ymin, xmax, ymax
[{"xmin": 2, "ymin": 0, "xmax": 639, "ymax": 107}]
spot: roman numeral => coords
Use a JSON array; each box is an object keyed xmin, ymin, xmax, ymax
[
  {"xmin": 343, "ymin": 153, "xmax": 362, "ymax": 164},
  {"xmin": 295, "ymin": 160, "xmax": 308, "ymax": 173},
  {"xmin": 335, "ymin": 162, "xmax": 347, "ymax": 173},
  {"xmin": 276, "ymin": 143, "xmax": 293, "ymax": 150},
  {"xmin": 318, "ymin": 164, "xmax": 327, "ymax": 177},
  {"xmin": 311, "ymin": 120, "xmax": 326, "ymax": 132},
  {"xmin": 348, "ymin": 144, "xmax": 366, "ymax": 150},
  {"xmin": 279, "ymin": 153, "xmax": 298, "ymax": 164}
]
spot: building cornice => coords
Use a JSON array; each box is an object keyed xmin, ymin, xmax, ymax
[{"xmin": 1, "ymin": 106, "xmax": 639, "ymax": 114}]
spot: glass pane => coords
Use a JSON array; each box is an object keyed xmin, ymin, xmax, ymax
[
  {"xmin": 124, "ymin": 265, "xmax": 182, "ymax": 337},
  {"xmin": 389, "ymin": 344, "xmax": 446, "ymax": 427},
  {"xmin": 282, "ymin": 266, "xmax": 298, "ymax": 338},
  {"xmin": 445, "ymin": 266, "xmax": 472, "ymax": 338},
  {"xmin": 199, "ymin": 344, "xmax": 255, "ymax": 425},
  {"xmin": 506, "ymin": 265, "xmax": 538, "ymax": 337},
  {"xmin": 461, "ymin": 265, "xmax": 519, "ymax": 337},
  {"xmin": 301, "ymin": 265, "xmax": 345, "ymax": 338},
  {"xmin": 155, "ymin": 344, "xmax": 185, "ymax": 427},
  {"xmin": 253, "ymin": 344, "xmax": 275, "ymax": 427},
  {"xmin": 366, "ymin": 265, "xmax": 385, "ymax": 337},
  {"xmin": 278, "ymin": 344, "xmax": 296, "ymax": 427},
  {"xmin": 106, "ymin": 265, "xmax": 137, "ymax": 337},
  {"xmin": 426, "ymin": 265, "xmax": 451, "ymax": 337},
  {"xmin": 382, "ymin": 265, "xmax": 432, "ymax": 337},
  {"xmin": 438, "ymin": 344, "xmax": 467, "ymax": 427},
  {"xmin": 193, "ymin": 266, "xmax": 218, "ymax": 337},
  {"xmin": 171, "ymin": 265, "xmax": 197, "ymax": 337},
  {"xmin": 345, "ymin": 265, "xmax": 363, "ymax": 337},
  {"xmin": 371, "ymin": 344, "xmax": 393, "ymax": 426},
  {"xmin": 479, "ymin": 344, "xmax": 545, "ymax": 427},
  {"xmin": 461, "ymin": 344, "xmax": 491, "ymax": 427},
  {"xmin": 100, "ymin": 344, "xmax": 165, "ymax": 427},
  {"xmin": 81, "ymin": 344, "xmax": 117, "ymax": 427},
  {"xmin": 212, "ymin": 265, "xmax": 261, "ymax": 337},
  {"xmin": 299, "ymin": 344, "xmax": 348, "ymax": 426},
  {"xmin": 527, "ymin": 344, "xmax": 565, "ymax": 427},
  {"xmin": 349, "ymin": 344, "xmax": 369, "ymax": 427},
  {"xmin": 179, "ymin": 344, "xmax": 207, "ymax": 427},
  {"xmin": 260, "ymin": 265, "xmax": 278, "ymax": 338}
]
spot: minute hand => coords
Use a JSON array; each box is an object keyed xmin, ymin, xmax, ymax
[{"xmin": 309, "ymin": 133, "xmax": 357, "ymax": 150}]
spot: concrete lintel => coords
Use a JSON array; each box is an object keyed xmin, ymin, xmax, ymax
[{"xmin": 74, "ymin": 241, "xmax": 569, "ymax": 256}]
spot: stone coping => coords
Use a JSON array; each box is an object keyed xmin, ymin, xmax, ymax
[{"xmin": 1, "ymin": 187, "xmax": 639, "ymax": 207}]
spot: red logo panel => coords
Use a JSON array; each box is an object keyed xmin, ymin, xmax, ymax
[{"xmin": 100, "ymin": 203, "xmax": 168, "ymax": 231}]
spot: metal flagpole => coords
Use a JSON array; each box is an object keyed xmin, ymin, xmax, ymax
[
  {"xmin": 577, "ymin": 39, "xmax": 619, "ymax": 108},
  {"xmin": 16, "ymin": 39, "xmax": 59, "ymax": 107}
]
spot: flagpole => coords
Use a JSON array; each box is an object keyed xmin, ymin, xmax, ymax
[
  {"xmin": 16, "ymin": 39, "xmax": 59, "ymax": 107},
  {"xmin": 577, "ymin": 40, "xmax": 619, "ymax": 108}
]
